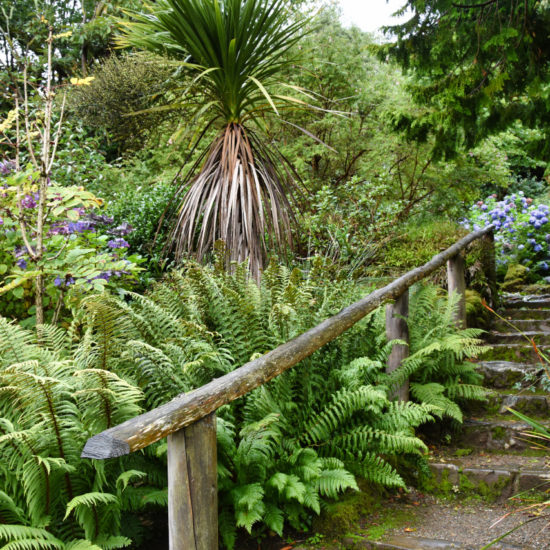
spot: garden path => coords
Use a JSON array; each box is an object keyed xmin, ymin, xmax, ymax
[{"xmin": 295, "ymin": 287, "xmax": 550, "ymax": 550}]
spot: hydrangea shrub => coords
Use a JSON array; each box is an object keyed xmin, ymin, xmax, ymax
[{"xmin": 462, "ymin": 192, "xmax": 550, "ymax": 281}]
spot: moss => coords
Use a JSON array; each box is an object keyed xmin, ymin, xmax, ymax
[
  {"xmin": 504, "ymin": 264, "xmax": 529, "ymax": 283},
  {"xmin": 522, "ymin": 284, "xmax": 550, "ymax": 295},
  {"xmin": 453, "ymin": 448, "xmax": 473, "ymax": 457},
  {"xmin": 465, "ymin": 289, "xmax": 491, "ymax": 329},
  {"xmin": 480, "ymin": 345, "xmax": 542, "ymax": 363},
  {"xmin": 491, "ymin": 426, "xmax": 507, "ymax": 440},
  {"xmin": 312, "ymin": 481, "xmax": 385, "ymax": 537},
  {"xmin": 500, "ymin": 264, "xmax": 530, "ymax": 292},
  {"xmin": 361, "ymin": 506, "xmax": 418, "ymax": 542},
  {"xmin": 475, "ymin": 477, "xmax": 511, "ymax": 502},
  {"xmin": 420, "ymin": 467, "xmax": 455, "ymax": 495}
]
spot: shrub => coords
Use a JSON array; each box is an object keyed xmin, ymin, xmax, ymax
[
  {"xmin": 0, "ymin": 319, "xmax": 165, "ymax": 549},
  {"xmin": 69, "ymin": 53, "xmax": 176, "ymax": 152},
  {"xmin": 80, "ymin": 261, "xmax": 486, "ymax": 546},
  {"xmin": 0, "ymin": 166, "xmax": 142, "ymax": 324},
  {"xmin": 0, "ymin": 260, "xmax": 488, "ymax": 548},
  {"xmin": 462, "ymin": 192, "xmax": 550, "ymax": 281}
]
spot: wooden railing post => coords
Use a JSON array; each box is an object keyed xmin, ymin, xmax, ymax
[
  {"xmin": 167, "ymin": 414, "xmax": 218, "ymax": 550},
  {"xmin": 447, "ymin": 253, "xmax": 467, "ymax": 328},
  {"xmin": 480, "ymin": 229, "xmax": 498, "ymax": 309},
  {"xmin": 386, "ymin": 290, "xmax": 409, "ymax": 401}
]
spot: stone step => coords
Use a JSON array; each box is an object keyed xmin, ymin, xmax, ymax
[
  {"xmin": 475, "ymin": 361, "xmax": 539, "ymax": 389},
  {"xmin": 513, "ymin": 284, "xmax": 550, "ymax": 296},
  {"xmin": 493, "ymin": 318, "xmax": 550, "ymax": 332},
  {"xmin": 348, "ymin": 535, "xmax": 531, "ymax": 549},
  {"xmin": 429, "ymin": 462, "xmax": 550, "ymax": 500},
  {"xmin": 502, "ymin": 294, "xmax": 550, "ymax": 309},
  {"xmin": 361, "ymin": 535, "xmax": 466, "ymax": 549},
  {"xmin": 456, "ymin": 418, "xmax": 548, "ymax": 450},
  {"xmin": 499, "ymin": 308, "xmax": 550, "ymax": 321},
  {"xmin": 487, "ymin": 331, "xmax": 550, "ymax": 345},
  {"xmin": 466, "ymin": 391, "xmax": 550, "ymax": 417},
  {"xmin": 479, "ymin": 343, "xmax": 549, "ymax": 363}
]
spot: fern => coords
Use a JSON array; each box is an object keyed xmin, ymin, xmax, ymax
[
  {"xmin": 384, "ymin": 284, "xmax": 488, "ymax": 420},
  {"xmin": 0, "ymin": 262, "xmax": 488, "ymax": 549},
  {"xmin": 0, "ymin": 322, "xmax": 164, "ymax": 550}
]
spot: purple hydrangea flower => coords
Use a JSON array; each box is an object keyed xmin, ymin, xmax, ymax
[
  {"xmin": 0, "ymin": 160, "xmax": 15, "ymax": 176},
  {"xmin": 21, "ymin": 195, "xmax": 36, "ymax": 209},
  {"xmin": 107, "ymin": 238, "xmax": 130, "ymax": 249},
  {"xmin": 49, "ymin": 223, "xmax": 70, "ymax": 236},
  {"xmin": 68, "ymin": 220, "xmax": 95, "ymax": 233},
  {"xmin": 54, "ymin": 276, "xmax": 75, "ymax": 287}
]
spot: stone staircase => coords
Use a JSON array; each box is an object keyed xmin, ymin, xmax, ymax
[{"xmin": 354, "ymin": 289, "xmax": 550, "ymax": 549}]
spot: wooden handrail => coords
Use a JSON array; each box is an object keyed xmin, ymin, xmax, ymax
[{"xmin": 82, "ymin": 225, "xmax": 495, "ymax": 460}]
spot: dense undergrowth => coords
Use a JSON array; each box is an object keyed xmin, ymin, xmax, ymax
[
  {"xmin": 0, "ymin": 260, "xmax": 488, "ymax": 548},
  {"xmin": 1, "ymin": 1, "xmax": 548, "ymax": 549}
]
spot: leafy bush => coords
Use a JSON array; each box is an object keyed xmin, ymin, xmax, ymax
[
  {"xmin": 372, "ymin": 219, "xmax": 467, "ymax": 277},
  {"xmin": 388, "ymin": 286, "xmax": 488, "ymax": 423},
  {"xmin": 462, "ymin": 192, "xmax": 550, "ymax": 281},
  {"xmin": 69, "ymin": 53, "xmax": 176, "ymax": 152},
  {"xmin": 0, "ymin": 167, "xmax": 142, "ymax": 324},
  {"xmin": 80, "ymin": 260, "xmax": 487, "ymax": 546}
]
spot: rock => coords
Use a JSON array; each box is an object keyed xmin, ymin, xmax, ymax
[
  {"xmin": 475, "ymin": 361, "xmax": 537, "ymax": 389},
  {"xmin": 517, "ymin": 470, "xmax": 550, "ymax": 492}
]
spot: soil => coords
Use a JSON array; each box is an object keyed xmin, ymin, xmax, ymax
[{"xmin": 372, "ymin": 488, "xmax": 550, "ymax": 550}]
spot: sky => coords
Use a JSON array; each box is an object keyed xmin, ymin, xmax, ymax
[{"xmin": 339, "ymin": 0, "xmax": 411, "ymax": 34}]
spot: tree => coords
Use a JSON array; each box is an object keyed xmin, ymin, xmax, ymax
[
  {"xmin": 119, "ymin": 0, "xmax": 310, "ymax": 278},
  {"xmin": 384, "ymin": 0, "xmax": 550, "ymax": 159}
]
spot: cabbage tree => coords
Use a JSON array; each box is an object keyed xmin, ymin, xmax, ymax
[{"xmin": 119, "ymin": 0, "xmax": 310, "ymax": 278}]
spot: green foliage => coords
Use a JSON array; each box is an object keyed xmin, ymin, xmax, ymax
[
  {"xmin": 370, "ymin": 219, "xmax": 467, "ymax": 276},
  {"xmin": 69, "ymin": 53, "xmax": 177, "ymax": 152},
  {"xmin": 385, "ymin": 0, "xmax": 550, "ymax": 159},
  {"xmin": 0, "ymin": 0, "xmax": 142, "ymax": 81},
  {"xmin": 116, "ymin": 0, "xmax": 321, "ymax": 277},
  {"xmin": 79, "ymin": 260, "xmax": 439, "ymax": 545},
  {"xmin": 0, "ymin": 167, "xmax": 142, "ymax": 325},
  {"xmin": 0, "ymin": 317, "xmax": 165, "ymax": 549},
  {"xmin": 0, "ymin": 256, "xmax": 490, "ymax": 547},
  {"xmin": 385, "ymin": 285, "xmax": 489, "ymax": 422}
]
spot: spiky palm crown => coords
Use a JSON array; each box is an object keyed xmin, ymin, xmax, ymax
[{"xmin": 119, "ymin": 0, "xmax": 309, "ymax": 278}]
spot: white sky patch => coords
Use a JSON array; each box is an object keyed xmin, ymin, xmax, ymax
[{"xmin": 339, "ymin": 0, "xmax": 411, "ymax": 34}]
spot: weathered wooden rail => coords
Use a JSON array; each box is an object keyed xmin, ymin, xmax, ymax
[{"xmin": 82, "ymin": 225, "xmax": 496, "ymax": 549}]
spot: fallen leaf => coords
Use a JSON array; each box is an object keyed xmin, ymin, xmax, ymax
[{"xmin": 404, "ymin": 527, "xmax": 416, "ymax": 532}]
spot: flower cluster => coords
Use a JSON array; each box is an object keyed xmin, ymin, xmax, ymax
[
  {"xmin": 0, "ymin": 160, "xmax": 15, "ymax": 176},
  {"xmin": 462, "ymin": 192, "xmax": 550, "ymax": 280},
  {"xmin": 0, "ymin": 166, "xmax": 141, "ymax": 307}
]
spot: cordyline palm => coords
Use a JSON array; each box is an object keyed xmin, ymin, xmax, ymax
[{"xmin": 119, "ymin": 0, "xmax": 309, "ymax": 278}]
